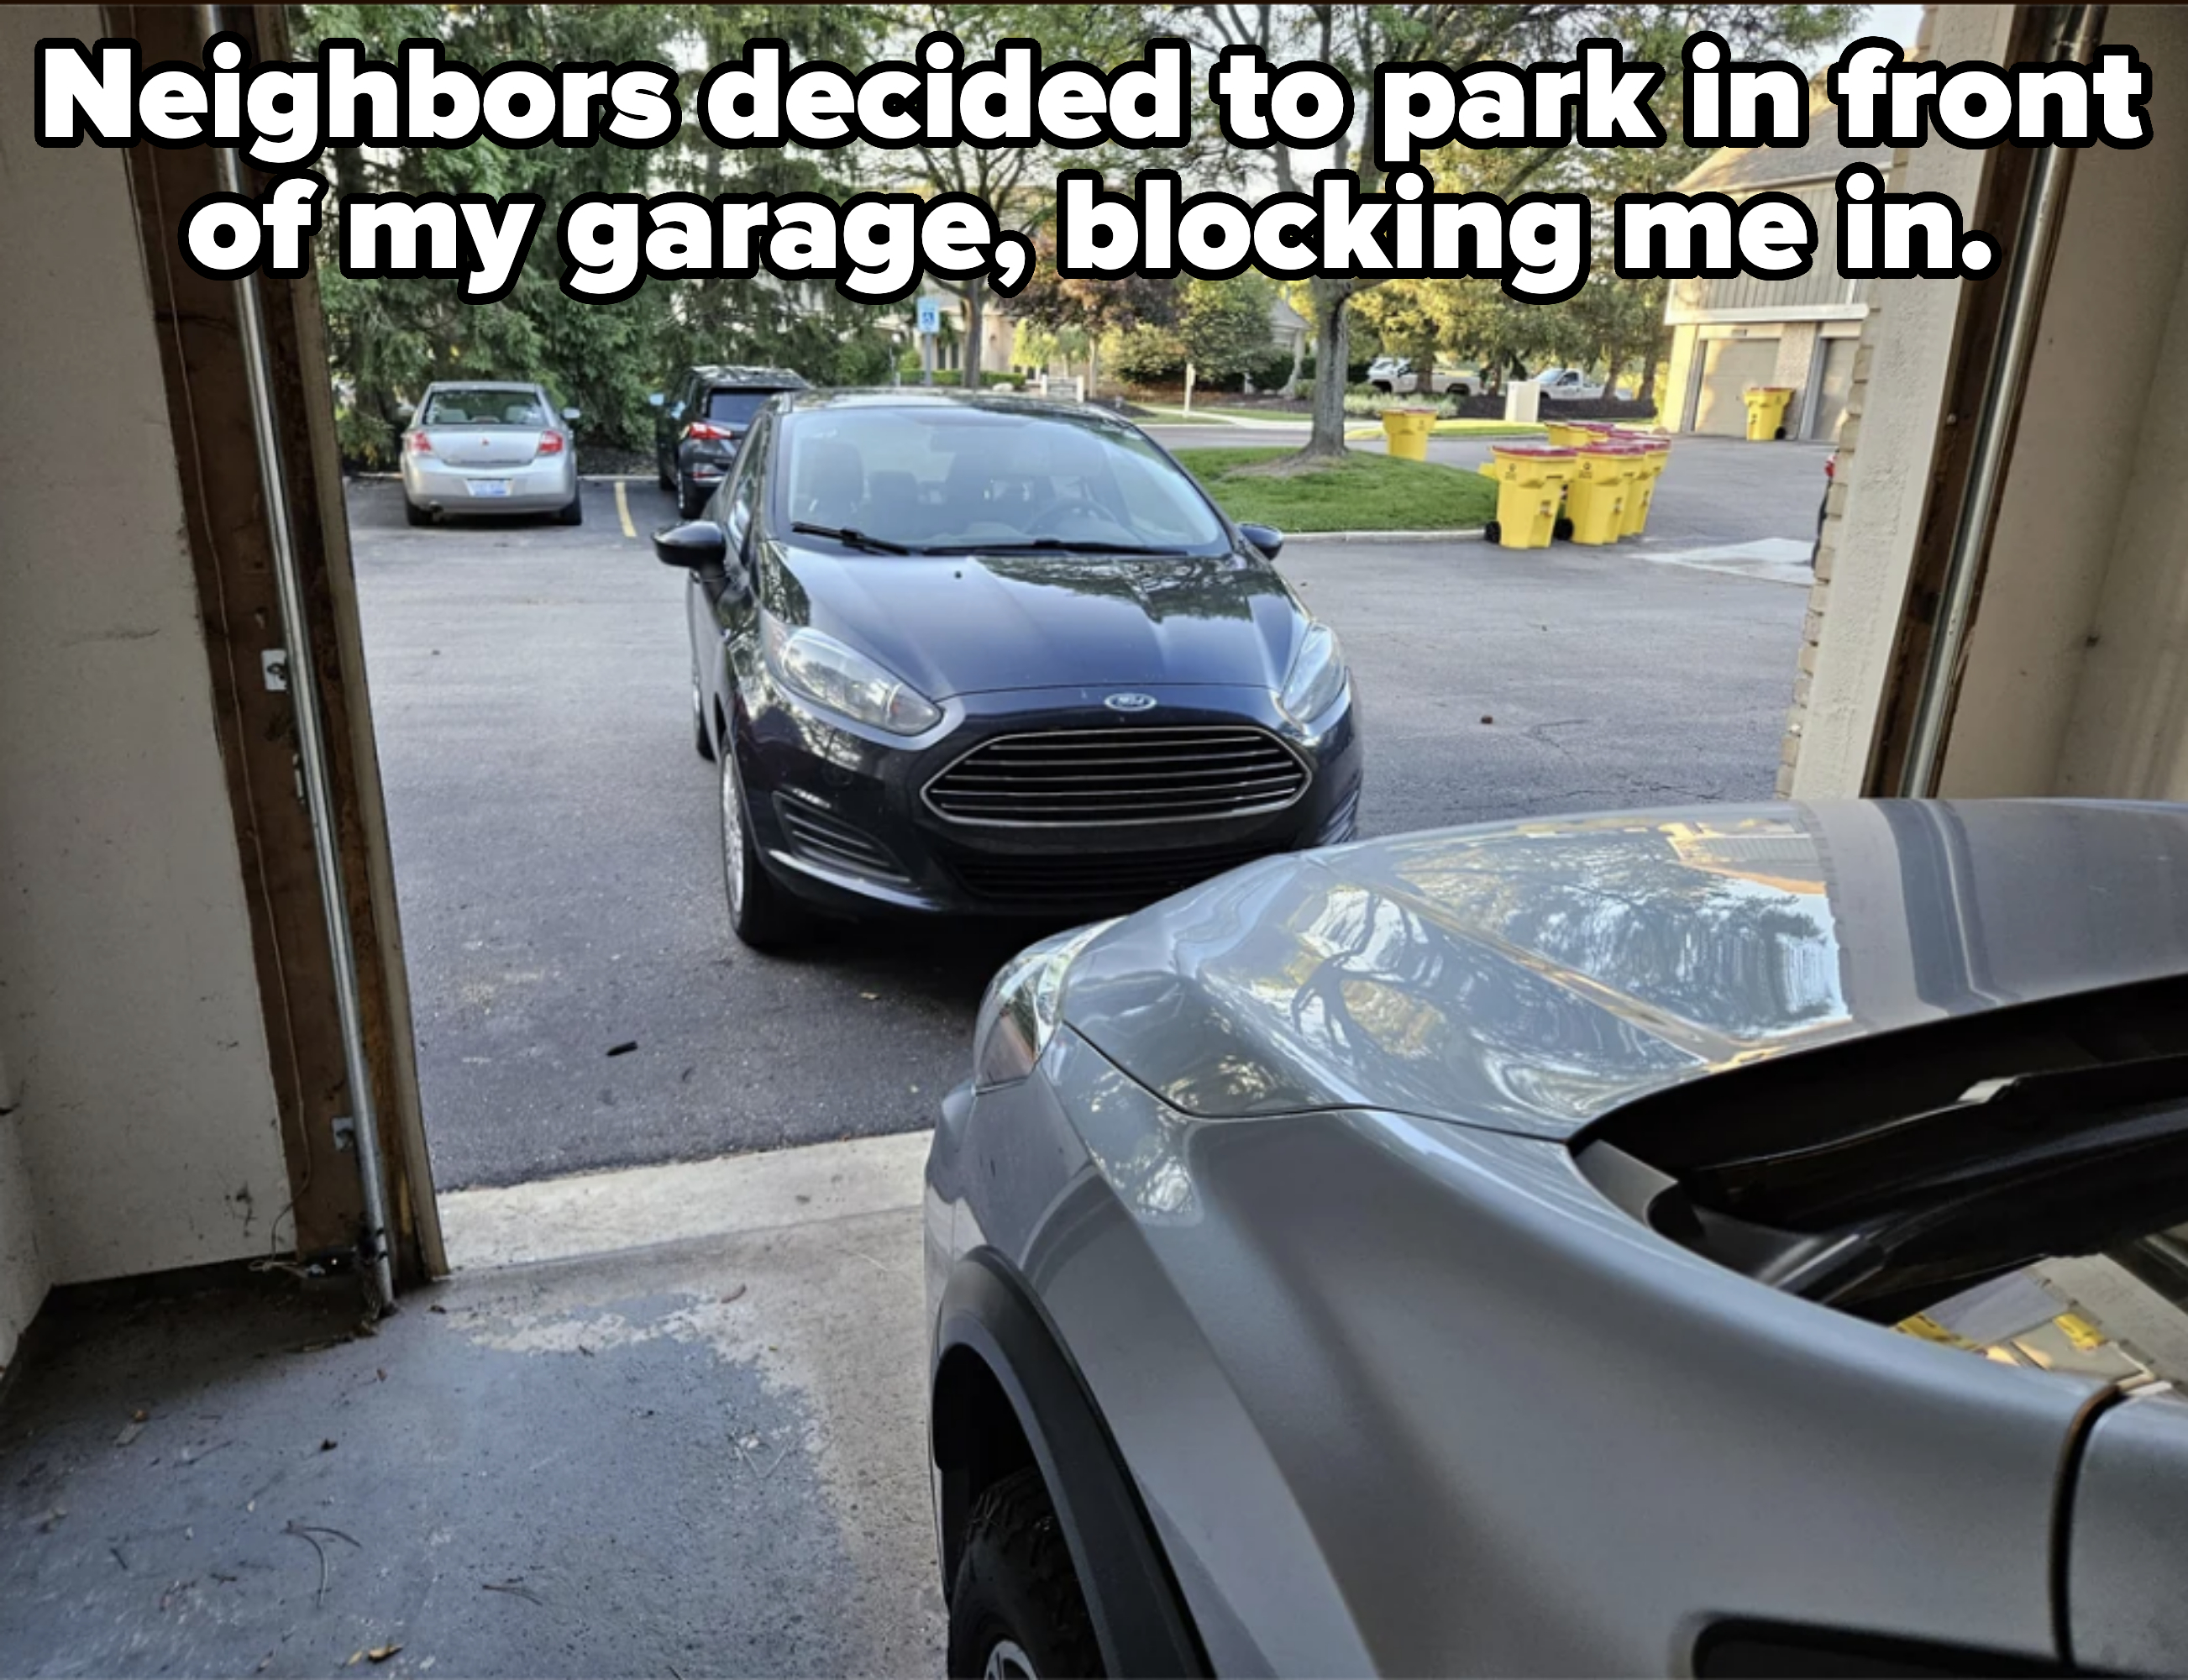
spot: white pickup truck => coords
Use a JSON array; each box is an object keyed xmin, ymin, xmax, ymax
[
  {"xmin": 1533, "ymin": 368, "xmax": 1608, "ymax": 401},
  {"xmin": 1366, "ymin": 356, "xmax": 1479, "ymax": 397}
]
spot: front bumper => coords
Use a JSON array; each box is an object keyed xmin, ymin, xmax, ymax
[
  {"xmin": 402, "ymin": 454, "xmax": 575, "ymax": 515},
  {"xmin": 732, "ymin": 678, "xmax": 1363, "ymax": 921}
]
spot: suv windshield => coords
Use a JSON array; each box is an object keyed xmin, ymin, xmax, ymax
[
  {"xmin": 422, "ymin": 388, "xmax": 548, "ymax": 428},
  {"xmin": 774, "ymin": 407, "xmax": 1230, "ymax": 555},
  {"xmin": 706, "ymin": 388, "xmax": 790, "ymax": 427}
]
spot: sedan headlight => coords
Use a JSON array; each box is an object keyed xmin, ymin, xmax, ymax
[
  {"xmin": 972, "ymin": 919, "xmax": 1121, "ymax": 1088},
  {"xmin": 1278, "ymin": 620, "xmax": 1347, "ymax": 725},
  {"xmin": 760, "ymin": 611, "xmax": 941, "ymax": 736}
]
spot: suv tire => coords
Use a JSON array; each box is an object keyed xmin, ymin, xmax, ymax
[
  {"xmin": 678, "ymin": 475, "xmax": 708, "ymax": 520},
  {"xmin": 947, "ymin": 1467, "xmax": 1103, "ymax": 1680}
]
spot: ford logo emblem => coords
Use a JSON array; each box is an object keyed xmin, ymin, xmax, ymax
[{"xmin": 1104, "ymin": 693, "xmax": 1158, "ymax": 713}]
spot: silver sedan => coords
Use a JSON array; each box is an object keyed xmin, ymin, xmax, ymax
[
  {"xmin": 400, "ymin": 381, "xmax": 581, "ymax": 526},
  {"xmin": 926, "ymin": 799, "xmax": 2188, "ymax": 1677}
]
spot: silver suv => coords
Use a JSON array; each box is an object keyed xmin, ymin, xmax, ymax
[{"xmin": 926, "ymin": 799, "xmax": 2188, "ymax": 1677}]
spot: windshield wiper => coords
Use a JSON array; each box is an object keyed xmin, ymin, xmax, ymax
[
  {"xmin": 923, "ymin": 538, "xmax": 1192, "ymax": 557},
  {"xmin": 790, "ymin": 522, "xmax": 912, "ymax": 555}
]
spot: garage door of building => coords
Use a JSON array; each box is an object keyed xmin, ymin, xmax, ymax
[
  {"xmin": 1690, "ymin": 337, "xmax": 1781, "ymax": 437},
  {"xmin": 1807, "ymin": 336, "xmax": 1859, "ymax": 442}
]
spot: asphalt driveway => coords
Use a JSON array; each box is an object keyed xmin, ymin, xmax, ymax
[{"xmin": 347, "ymin": 452, "xmax": 1807, "ymax": 1190}]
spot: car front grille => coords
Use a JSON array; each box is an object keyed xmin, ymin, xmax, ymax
[
  {"xmin": 924, "ymin": 727, "xmax": 1309, "ymax": 827},
  {"xmin": 774, "ymin": 799, "xmax": 910, "ymax": 885},
  {"xmin": 950, "ymin": 845, "xmax": 1273, "ymax": 906}
]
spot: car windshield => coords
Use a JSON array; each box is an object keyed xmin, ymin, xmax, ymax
[
  {"xmin": 706, "ymin": 388, "xmax": 787, "ymax": 426},
  {"xmin": 422, "ymin": 388, "xmax": 548, "ymax": 428},
  {"xmin": 774, "ymin": 407, "xmax": 1230, "ymax": 555}
]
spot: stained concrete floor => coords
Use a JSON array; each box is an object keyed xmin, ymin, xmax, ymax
[{"xmin": 0, "ymin": 1140, "xmax": 942, "ymax": 1678}]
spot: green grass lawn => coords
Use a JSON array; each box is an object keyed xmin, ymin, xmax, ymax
[{"xmin": 1177, "ymin": 445, "xmax": 1498, "ymax": 533}]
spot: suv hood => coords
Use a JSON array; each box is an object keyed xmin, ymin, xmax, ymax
[
  {"xmin": 777, "ymin": 547, "xmax": 1304, "ymax": 700},
  {"xmin": 1061, "ymin": 800, "xmax": 2188, "ymax": 1138}
]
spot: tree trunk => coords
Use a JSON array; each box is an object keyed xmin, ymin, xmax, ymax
[
  {"xmin": 1638, "ymin": 333, "xmax": 1665, "ymax": 417},
  {"xmin": 961, "ymin": 288, "xmax": 985, "ymax": 388},
  {"xmin": 1302, "ymin": 282, "xmax": 1351, "ymax": 459}
]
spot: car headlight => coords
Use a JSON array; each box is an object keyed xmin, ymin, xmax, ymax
[
  {"xmin": 972, "ymin": 919, "xmax": 1121, "ymax": 1088},
  {"xmin": 1278, "ymin": 620, "xmax": 1346, "ymax": 725},
  {"xmin": 760, "ymin": 611, "xmax": 941, "ymax": 736}
]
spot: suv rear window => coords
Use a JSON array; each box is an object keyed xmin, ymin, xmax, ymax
[{"xmin": 705, "ymin": 388, "xmax": 789, "ymax": 426}]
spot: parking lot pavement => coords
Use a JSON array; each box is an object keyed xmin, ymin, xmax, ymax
[{"xmin": 349, "ymin": 470, "xmax": 1804, "ymax": 1192}]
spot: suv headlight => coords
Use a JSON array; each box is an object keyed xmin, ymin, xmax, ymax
[
  {"xmin": 972, "ymin": 919, "xmax": 1121, "ymax": 1088},
  {"xmin": 761, "ymin": 612, "xmax": 941, "ymax": 736},
  {"xmin": 1278, "ymin": 620, "xmax": 1347, "ymax": 725}
]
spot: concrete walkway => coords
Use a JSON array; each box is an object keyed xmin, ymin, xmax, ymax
[{"xmin": 0, "ymin": 1137, "xmax": 943, "ymax": 1679}]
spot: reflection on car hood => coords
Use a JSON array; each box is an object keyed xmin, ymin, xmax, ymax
[
  {"xmin": 777, "ymin": 547, "xmax": 1303, "ymax": 700},
  {"xmin": 1061, "ymin": 800, "xmax": 2188, "ymax": 1138}
]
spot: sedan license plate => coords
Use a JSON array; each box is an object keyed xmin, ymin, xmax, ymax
[{"xmin": 467, "ymin": 479, "xmax": 512, "ymax": 498}]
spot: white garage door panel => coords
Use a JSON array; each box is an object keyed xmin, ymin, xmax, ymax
[{"xmin": 1693, "ymin": 339, "xmax": 1781, "ymax": 438}]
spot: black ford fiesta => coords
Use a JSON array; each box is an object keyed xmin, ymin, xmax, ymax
[{"xmin": 655, "ymin": 390, "xmax": 1362, "ymax": 950}]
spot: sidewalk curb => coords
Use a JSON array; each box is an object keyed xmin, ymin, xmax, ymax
[{"xmin": 1288, "ymin": 528, "xmax": 1486, "ymax": 543}]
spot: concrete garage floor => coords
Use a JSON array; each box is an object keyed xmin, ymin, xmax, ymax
[
  {"xmin": 0, "ymin": 1137, "xmax": 939, "ymax": 1678},
  {"xmin": 349, "ymin": 444, "xmax": 1809, "ymax": 1192}
]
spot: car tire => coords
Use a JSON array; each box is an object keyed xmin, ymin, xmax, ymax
[
  {"xmin": 947, "ymin": 1468, "xmax": 1103, "ymax": 1680},
  {"xmin": 658, "ymin": 454, "xmax": 674, "ymax": 492},
  {"xmin": 555, "ymin": 490, "xmax": 584, "ymax": 526},
  {"xmin": 692, "ymin": 679, "xmax": 716, "ymax": 763},
  {"xmin": 404, "ymin": 498, "xmax": 433, "ymax": 528},
  {"xmin": 719, "ymin": 738, "xmax": 805, "ymax": 952},
  {"xmin": 678, "ymin": 475, "xmax": 707, "ymax": 520}
]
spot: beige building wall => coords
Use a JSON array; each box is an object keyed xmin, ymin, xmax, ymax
[
  {"xmin": 0, "ymin": 6, "xmax": 291, "ymax": 1323},
  {"xmin": 1788, "ymin": 6, "xmax": 2188, "ymax": 803},
  {"xmin": 1781, "ymin": 6, "xmax": 2012, "ymax": 797}
]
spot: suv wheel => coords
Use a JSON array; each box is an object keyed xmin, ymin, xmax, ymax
[
  {"xmin": 678, "ymin": 475, "xmax": 707, "ymax": 520},
  {"xmin": 947, "ymin": 1468, "xmax": 1102, "ymax": 1680},
  {"xmin": 718, "ymin": 739, "xmax": 806, "ymax": 952}
]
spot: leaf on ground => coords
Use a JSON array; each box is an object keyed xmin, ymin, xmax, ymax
[{"xmin": 368, "ymin": 1645, "xmax": 403, "ymax": 1662}]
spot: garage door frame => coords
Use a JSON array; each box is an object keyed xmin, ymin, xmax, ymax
[{"xmin": 109, "ymin": 1, "xmax": 443, "ymax": 1284}]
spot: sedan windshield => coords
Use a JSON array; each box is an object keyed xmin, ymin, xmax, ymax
[
  {"xmin": 422, "ymin": 388, "xmax": 549, "ymax": 427},
  {"xmin": 774, "ymin": 407, "xmax": 1230, "ymax": 555}
]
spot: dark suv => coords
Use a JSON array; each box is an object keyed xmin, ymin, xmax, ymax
[{"xmin": 651, "ymin": 365, "xmax": 808, "ymax": 517}]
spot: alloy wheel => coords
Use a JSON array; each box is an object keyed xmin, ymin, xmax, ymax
[
  {"xmin": 981, "ymin": 1641, "xmax": 1036, "ymax": 1680},
  {"xmin": 719, "ymin": 749, "xmax": 746, "ymax": 922}
]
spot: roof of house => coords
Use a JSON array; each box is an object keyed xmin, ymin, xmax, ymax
[{"xmin": 1676, "ymin": 96, "xmax": 1895, "ymax": 195}]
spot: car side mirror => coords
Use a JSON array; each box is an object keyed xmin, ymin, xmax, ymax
[
  {"xmin": 562, "ymin": 406, "xmax": 581, "ymax": 422},
  {"xmin": 654, "ymin": 520, "xmax": 727, "ymax": 572},
  {"xmin": 648, "ymin": 392, "xmax": 666, "ymax": 408},
  {"xmin": 1238, "ymin": 522, "xmax": 1284, "ymax": 561}
]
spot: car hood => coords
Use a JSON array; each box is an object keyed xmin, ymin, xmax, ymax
[
  {"xmin": 1060, "ymin": 800, "xmax": 2188, "ymax": 1139},
  {"xmin": 769, "ymin": 546, "xmax": 1304, "ymax": 700}
]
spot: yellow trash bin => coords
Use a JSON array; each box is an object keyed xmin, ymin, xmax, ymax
[
  {"xmin": 1610, "ymin": 433, "xmax": 1671, "ymax": 537},
  {"xmin": 1476, "ymin": 445, "xmax": 1577, "ymax": 549},
  {"xmin": 1543, "ymin": 420, "xmax": 1594, "ymax": 449},
  {"xmin": 1565, "ymin": 445, "xmax": 1634, "ymax": 545},
  {"xmin": 1742, "ymin": 386, "xmax": 1795, "ymax": 442},
  {"xmin": 1381, "ymin": 407, "xmax": 1435, "ymax": 461}
]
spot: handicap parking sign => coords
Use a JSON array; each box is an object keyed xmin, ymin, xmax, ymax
[{"xmin": 916, "ymin": 297, "xmax": 941, "ymax": 335}]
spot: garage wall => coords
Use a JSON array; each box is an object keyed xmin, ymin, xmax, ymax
[
  {"xmin": 1785, "ymin": 4, "xmax": 2012, "ymax": 799},
  {"xmin": 0, "ymin": 5, "xmax": 291, "ymax": 1286},
  {"xmin": 0, "ymin": 1116, "xmax": 44, "ymax": 1373},
  {"xmin": 1952, "ymin": 5, "xmax": 2188, "ymax": 799}
]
